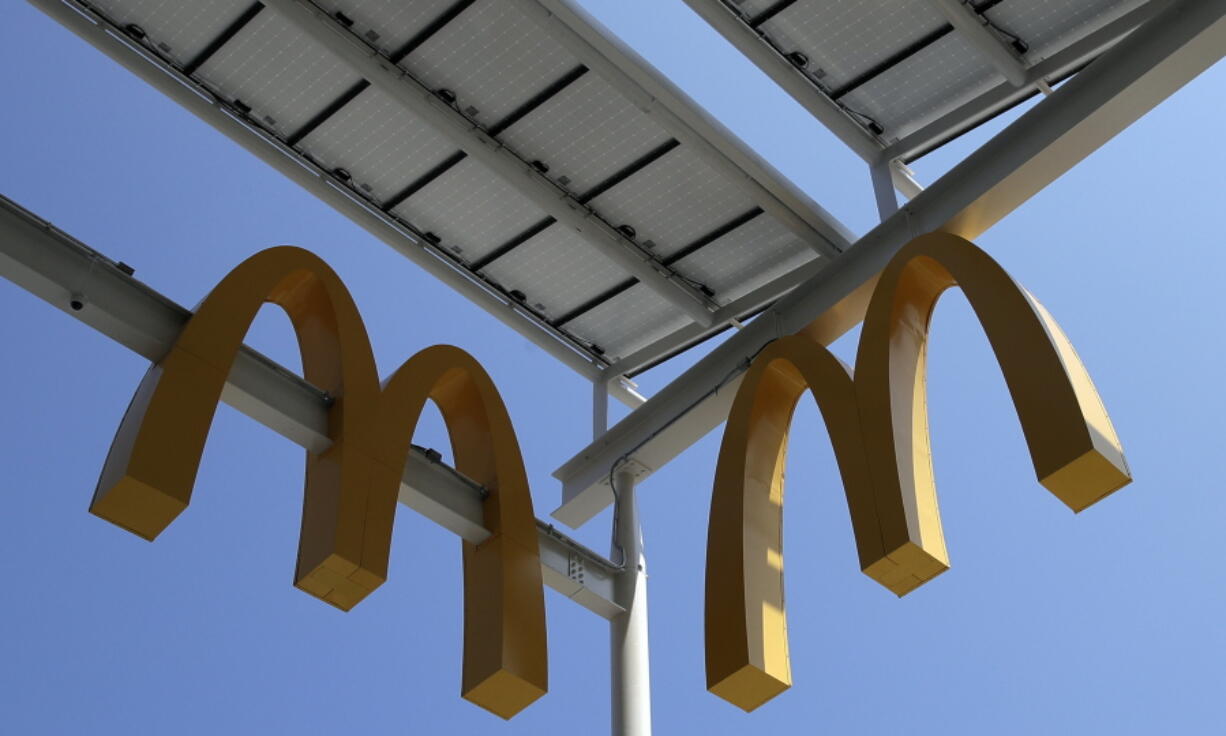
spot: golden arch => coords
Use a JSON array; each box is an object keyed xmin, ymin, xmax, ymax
[
  {"xmin": 91, "ymin": 247, "xmax": 546, "ymax": 719},
  {"xmin": 705, "ymin": 232, "xmax": 1131, "ymax": 711}
]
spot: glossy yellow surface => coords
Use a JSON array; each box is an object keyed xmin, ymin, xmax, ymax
[
  {"xmin": 706, "ymin": 232, "xmax": 1130, "ymax": 711},
  {"xmin": 92, "ymin": 247, "xmax": 546, "ymax": 719}
]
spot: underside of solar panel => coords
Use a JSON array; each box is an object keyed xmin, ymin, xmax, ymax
[{"xmin": 47, "ymin": 0, "xmax": 1149, "ymax": 376}]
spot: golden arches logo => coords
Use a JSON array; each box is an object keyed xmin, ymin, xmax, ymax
[
  {"xmin": 705, "ymin": 232, "xmax": 1132, "ymax": 711},
  {"xmin": 91, "ymin": 246, "xmax": 546, "ymax": 719}
]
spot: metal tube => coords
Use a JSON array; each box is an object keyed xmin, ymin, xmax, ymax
[
  {"xmin": 610, "ymin": 468, "xmax": 651, "ymax": 736},
  {"xmin": 594, "ymin": 376, "xmax": 609, "ymax": 441}
]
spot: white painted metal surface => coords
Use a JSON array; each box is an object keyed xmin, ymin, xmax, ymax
[{"xmin": 609, "ymin": 468, "xmax": 651, "ymax": 736}]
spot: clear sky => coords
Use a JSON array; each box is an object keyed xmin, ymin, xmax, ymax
[{"xmin": 1, "ymin": 2, "xmax": 1223, "ymax": 734}]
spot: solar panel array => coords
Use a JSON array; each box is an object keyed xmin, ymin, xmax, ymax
[
  {"xmin": 68, "ymin": 0, "xmax": 847, "ymax": 375},
  {"xmin": 704, "ymin": 0, "xmax": 1152, "ymax": 157},
  {"xmin": 50, "ymin": 0, "xmax": 1152, "ymax": 379}
]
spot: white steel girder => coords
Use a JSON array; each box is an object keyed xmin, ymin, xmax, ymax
[
  {"xmin": 553, "ymin": 0, "xmax": 1226, "ymax": 528},
  {"xmin": 0, "ymin": 193, "xmax": 623, "ymax": 620}
]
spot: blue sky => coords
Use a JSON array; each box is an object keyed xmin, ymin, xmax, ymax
[{"xmin": 1, "ymin": 2, "xmax": 1223, "ymax": 734}]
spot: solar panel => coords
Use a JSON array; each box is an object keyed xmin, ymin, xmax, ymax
[
  {"xmin": 843, "ymin": 29, "xmax": 1003, "ymax": 137},
  {"xmin": 688, "ymin": 0, "xmax": 1154, "ymax": 159},
  {"xmin": 38, "ymin": 0, "xmax": 854, "ymax": 381},
  {"xmin": 296, "ymin": 87, "xmax": 458, "ymax": 202},
  {"xmin": 586, "ymin": 146, "xmax": 758, "ymax": 262},
  {"xmin": 986, "ymin": 0, "xmax": 1150, "ymax": 59},
  {"xmin": 409, "ymin": 1, "xmax": 580, "ymax": 127}
]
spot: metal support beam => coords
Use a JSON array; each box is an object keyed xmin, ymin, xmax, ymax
[
  {"xmin": 928, "ymin": 0, "xmax": 1029, "ymax": 86},
  {"xmin": 260, "ymin": 0, "xmax": 718, "ymax": 328},
  {"xmin": 510, "ymin": 0, "xmax": 852, "ymax": 257},
  {"xmin": 609, "ymin": 468, "xmax": 651, "ymax": 735},
  {"xmin": 28, "ymin": 0, "xmax": 647, "ymax": 410},
  {"xmin": 594, "ymin": 376, "xmax": 609, "ymax": 441},
  {"xmin": 553, "ymin": 0, "xmax": 1226, "ymax": 527},
  {"xmin": 681, "ymin": 0, "xmax": 886, "ymax": 162},
  {"xmin": 870, "ymin": 160, "xmax": 900, "ymax": 220},
  {"xmin": 0, "ymin": 193, "xmax": 622, "ymax": 620}
]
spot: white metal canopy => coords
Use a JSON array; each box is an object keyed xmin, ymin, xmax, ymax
[
  {"xmin": 42, "ymin": 0, "xmax": 854, "ymax": 387},
  {"xmin": 34, "ymin": 0, "xmax": 1163, "ymax": 389}
]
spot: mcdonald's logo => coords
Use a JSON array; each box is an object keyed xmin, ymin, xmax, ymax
[
  {"xmin": 90, "ymin": 247, "xmax": 546, "ymax": 720},
  {"xmin": 84, "ymin": 234, "xmax": 1130, "ymax": 721},
  {"xmin": 705, "ymin": 232, "xmax": 1132, "ymax": 712}
]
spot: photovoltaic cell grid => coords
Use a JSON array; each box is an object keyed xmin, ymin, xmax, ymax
[
  {"xmin": 65, "ymin": 0, "xmax": 835, "ymax": 371},
  {"xmin": 716, "ymin": 0, "xmax": 1150, "ymax": 148}
]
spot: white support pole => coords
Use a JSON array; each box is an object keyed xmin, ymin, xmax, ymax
[
  {"xmin": 594, "ymin": 375, "xmax": 609, "ymax": 441},
  {"xmin": 610, "ymin": 467, "xmax": 651, "ymax": 736},
  {"xmin": 869, "ymin": 160, "xmax": 900, "ymax": 220}
]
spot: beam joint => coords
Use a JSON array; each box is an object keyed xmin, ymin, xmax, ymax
[{"xmin": 553, "ymin": 0, "xmax": 1226, "ymax": 527}]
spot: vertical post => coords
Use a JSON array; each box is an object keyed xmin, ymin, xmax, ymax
[
  {"xmin": 610, "ymin": 467, "xmax": 651, "ymax": 735},
  {"xmin": 594, "ymin": 375, "xmax": 609, "ymax": 440},
  {"xmin": 870, "ymin": 159, "xmax": 900, "ymax": 220}
]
